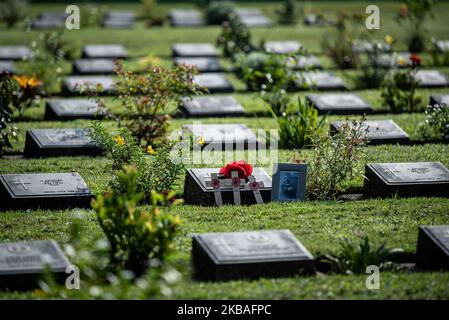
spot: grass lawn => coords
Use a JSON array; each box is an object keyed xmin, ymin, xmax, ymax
[{"xmin": 1, "ymin": 1, "xmax": 449, "ymax": 299}]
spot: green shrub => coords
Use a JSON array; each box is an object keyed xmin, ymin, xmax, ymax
[
  {"xmin": 419, "ymin": 104, "xmax": 449, "ymax": 142},
  {"xmin": 0, "ymin": 72, "xmax": 18, "ymax": 156},
  {"xmin": 80, "ymin": 4, "xmax": 105, "ymax": 28},
  {"xmin": 380, "ymin": 69, "xmax": 423, "ymax": 113},
  {"xmin": 205, "ymin": 1, "xmax": 235, "ymax": 25},
  {"xmin": 92, "ymin": 166, "xmax": 182, "ymax": 274},
  {"xmin": 216, "ymin": 14, "xmax": 254, "ymax": 57},
  {"xmin": 0, "ymin": 0, "xmax": 27, "ymax": 28},
  {"xmin": 260, "ymin": 87, "xmax": 290, "ymax": 116},
  {"xmin": 276, "ymin": 0, "xmax": 300, "ymax": 25},
  {"xmin": 354, "ymin": 41, "xmax": 390, "ymax": 89}
]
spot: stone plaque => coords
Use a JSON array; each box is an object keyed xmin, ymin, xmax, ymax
[
  {"xmin": 0, "ymin": 61, "xmax": 16, "ymax": 74},
  {"xmin": 429, "ymin": 94, "xmax": 449, "ymax": 106},
  {"xmin": 104, "ymin": 11, "xmax": 136, "ymax": 21},
  {"xmin": 194, "ymin": 73, "xmax": 234, "ymax": 93},
  {"xmin": 416, "ymin": 225, "xmax": 449, "ymax": 271},
  {"xmin": 24, "ymin": 128, "xmax": 100, "ymax": 158},
  {"xmin": 0, "ymin": 240, "xmax": 70, "ymax": 290},
  {"xmin": 435, "ymin": 40, "xmax": 449, "ymax": 53},
  {"xmin": 72, "ymin": 59, "xmax": 116, "ymax": 75},
  {"xmin": 172, "ymin": 43, "xmax": 219, "ymax": 58},
  {"xmin": 169, "ymin": 9, "xmax": 205, "ymax": 27},
  {"xmin": 364, "ymin": 162, "xmax": 449, "ymax": 198},
  {"xmin": 375, "ymin": 52, "xmax": 414, "ymax": 68},
  {"xmin": 62, "ymin": 76, "xmax": 115, "ymax": 95},
  {"xmin": 235, "ymin": 9, "xmax": 272, "ymax": 27},
  {"xmin": 264, "ymin": 41, "xmax": 302, "ymax": 54},
  {"xmin": 180, "ymin": 95, "xmax": 244, "ymax": 117},
  {"xmin": 31, "ymin": 18, "xmax": 64, "ymax": 29},
  {"xmin": 192, "ymin": 230, "xmax": 314, "ymax": 281},
  {"xmin": 0, "ymin": 46, "xmax": 31, "ymax": 61},
  {"xmin": 82, "ymin": 44, "xmax": 128, "ymax": 59},
  {"xmin": 331, "ymin": 120, "xmax": 409, "ymax": 145},
  {"xmin": 414, "ymin": 70, "xmax": 449, "ymax": 88},
  {"xmin": 306, "ymin": 93, "xmax": 373, "ymax": 114},
  {"xmin": 183, "ymin": 123, "xmax": 258, "ymax": 149},
  {"xmin": 287, "ymin": 55, "xmax": 322, "ymax": 70},
  {"xmin": 45, "ymin": 98, "xmax": 104, "ymax": 121},
  {"xmin": 295, "ymin": 71, "xmax": 346, "ymax": 90},
  {"xmin": 174, "ymin": 57, "xmax": 222, "ymax": 73},
  {"xmin": 0, "ymin": 172, "xmax": 92, "ymax": 210},
  {"xmin": 352, "ymin": 40, "xmax": 392, "ymax": 54}
]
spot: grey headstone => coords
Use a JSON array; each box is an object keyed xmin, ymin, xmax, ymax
[
  {"xmin": 295, "ymin": 71, "xmax": 346, "ymax": 90},
  {"xmin": 0, "ymin": 61, "xmax": 16, "ymax": 74},
  {"xmin": 24, "ymin": 128, "xmax": 100, "ymax": 158},
  {"xmin": 416, "ymin": 225, "xmax": 449, "ymax": 271},
  {"xmin": 0, "ymin": 240, "xmax": 70, "ymax": 290},
  {"xmin": 429, "ymin": 94, "xmax": 449, "ymax": 106},
  {"xmin": 104, "ymin": 11, "xmax": 136, "ymax": 21},
  {"xmin": 31, "ymin": 18, "xmax": 65, "ymax": 29},
  {"xmin": 37, "ymin": 12, "xmax": 69, "ymax": 20},
  {"xmin": 0, "ymin": 46, "xmax": 31, "ymax": 61},
  {"xmin": 172, "ymin": 43, "xmax": 219, "ymax": 58},
  {"xmin": 375, "ymin": 52, "xmax": 413, "ymax": 68},
  {"xmin": 82, "ymin": 44, "xmax": 128, "ymax": 59},
  {"xmin": 435, "ymin": 40, "xmax": 449, "ymax": 53},
  {"xmin": 192, "ymin": 230, "xmax": 314, "ymax": 281},
  {"xmin": 181, "ymin": 95, "xmax": 244, "ymax": 117},
  {"xmin": 182, "ymin": 123, "xmax": 259, "ymax": 149},
  {"xmin": 304, "ymin": 14, "xmax": 325, "ymax": 26},
  {"xmin": 184, "ymin": 167, "xmax": 272, "ymax": 206},
  {"xmin": 194, "ymin": 73, "xmax": 234, "ymax": 93},
  {"xmin": 169, "ymin": 9, "xmax": 205, "ymax": 27},
  {"xmin": 235, "ymin": 8, "xmax": 272, "ymax": 27},
  {"xmin": 0, "ymin": 172, "xmax": 92, "ymax": 210},
  {"xmin": 72, "ymin": 59, "xmax": 116, "ymax": 75},
  {"xmin": 174, "ymin": 57, "xmax": 222, "ymax": 73},
  {"xmin": 414, "ymin": 70, "xmax": 449, "ymax": 88},
  {"xmin": 352, "ymin": 40, "xmax": 392, "ymax": 54},
  {"xmin": 287, "ymin": 55, "xmax": 322, "ymax": 70},
  {"xmin": 331, "ymin": 120, "xmax": 409, "ymax": 145},
  {"xmin": 45, "ymin": 98, "xmax": 104, "ymax": 121},
  {"xmin": 306, "ymin": 93, "xmax": 372, "ymax": 114},
  {"xmin": 62, "ymin": 76, "xmax": 115, "ymax": 95},
  {"xmin": 364, "ymin": 162, "xmax": 449, "ymax": 198},
  {"xmin": 264, "ymin": 41, "xmax": 302, "ymax": 54}
]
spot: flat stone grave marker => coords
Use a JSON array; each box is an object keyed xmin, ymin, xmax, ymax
[
  {"xmin": 306, "ymin": 93, "xmax": 372, "ymax": 114},
  {"xmin": 364, "ymin": 162, "xmax": 449, "ymax": 198},
  {"xmin": 235, "ymin": 8, "xmax": 272, "ymax": 27},
  {"xmin": 0, "ymin": 172, "xmax": 92, "ymax": 210},
  {"xmin": 0, "ymin": 46, "xmax": 31, "ymax": 61},
  {"xmin": 331, "ymin": 120, "xmax": 410, "ymax": 145},
  {"xmin": 104, "ymin": 11, "xmax": 136, "ymax": 21},
  {"xmin": 172, "ymin": 43, "xmax": 219, "ymax": 58},
  {"xmin": 416, "ymin": 225, "xmax": 449, "ymax": 271},
  {"xmin": 102, "ymin": 11, "xmax": 136, "ymax": 29},
  {"xmin": 295, "ymin": 71, "xmax": 346, "ymax": 90},
  {"xmin": 62, "ymin": 76, "xmax": 115, "ymax": 95},
  {"xmin": 287, "ymin": 55, "xmax": 322, "ymax": 70},
  {"xmin": 435, "ymin": 40, "xmax": 449, "ymax": 53},
  {"xmin": 180, "ymin": 95, "xmax": 244, "ymax": 117},
  {"xmin": 174, "ymin": 57, "xmax": 222, "ymax": 73},
  {"xmin": 429, "ymin": 94, "xmax": 449, "ymax": 106},
  {"xmin": 414, "ymin": 70, "xmax": 449, "ymax": 88},
  {"xmin": 0, "ymin": 61, "xmax": 16, "ymax": 74},
  {"xmin": 31, "ymin": 12, "xmax": 67, "ymax": 29},
  {"xmin": 352, "ymin": 40, "xmax": 392, "ymax": 53},
  {"xmin": 375, "ymin": 52, "xmax": 414, "ymax": 68},
  {"xmin": 45, "ymin": 98, "xmax": 104, "ymax": 121},
  {"xmin": 182, "ymin": 123, "xmax": 259, "ymax": 150},
  {"xmin": 37, "ymin": 12, "xmax": 69, "ymax": 20},
  {"xmin": 192, "ymin": 230, "xmax": 315, "ymax": 281},
  {"xmin": 72, "ymin": 59, "xmax": 116, "ymax": 75},
  {"xmin": 82, "ymin": 44, "xmax": 128, "ymax": 59},
  {"xmin": 169, "ymin": 9, "xmax": 205, "ymax": 27},
  {"xmin": 24, "ymin": 128, "xmax": 100, "ymax": 158},
  {"xmin": 264, "ymin": 41, "xmax": 302, "ymax": 54},
  {"xmin": 0, "ymin": 240, "xmax": 70, "ymax": 290},
  {"xmin": 184, "ymin": 167, "xmax": 272, "ymax": 206},
  {"xmin": 194, "ymin": 73, "xmax": 234, "ymax": 93}
]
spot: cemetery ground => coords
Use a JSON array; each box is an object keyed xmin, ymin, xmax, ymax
[{"xmin": 1, "ymin": 1, "xmax": 449, "ymax": 299}]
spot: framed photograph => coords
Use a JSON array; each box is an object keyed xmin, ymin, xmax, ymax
[{"xmin": 271, "ymin": 163, "xmax": 307, "ymax": 202}]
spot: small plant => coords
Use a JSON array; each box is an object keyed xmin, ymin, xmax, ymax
[
  {"xmin": 216, "ymin": 14, "xmax": 254, "ymax": 57},
  {"xmin": 141, "ymin": 0, "xmax": 165, "ymax": 26},
  {"xmin": 11, "ymin": 75, "xmax": 42, "ymax": 117},
  {"xmin": 0, "ymin": 72, "xmax": 18, "ymax": 156},
  {"xmin": 270, "ymin": 97, "xmax": 327, "ymax": 149},
  {"xmin": 92, "ymin": 165, "xmax": 182, "ymax": 274},
  {"xmin": 380, "ymin": 68, "xmax": 423, "ymax": 113},
  {"xmin": 205, "ymin": 1, "xmax": 235, "ymax": 25},
  {"xmin": 0, "ymin": 0, "xmax": 28, "ymax": 28},
  {"xmin": 320, "ymin": 236, "xmax": 401, "ymax": 274},
  {"xmin": 80, "ymin": 4, "xmax": 105, "ymax": 28},
  {"xmin": 260, "ymin": 87, "xmax": 290, "ymax": 116},
  {"xmin": 40, "ymin": 31, "xmax": 78, "ymax": 60},
  {"xmin": 306, "ymin": 116, "xmax": 368, "ymax": 200},
  {"xmin": 276, "ymin": 0, "xmax": 300, "ymax": 25},
  {"xmin": 354, "ymin": 40, "xmax": 391, "ymax": 89},
  {"xmin": 419, "ymin": 104, "xmax": 449, "ymax": 142},
  {"xmin": 138, "ymin": 54, "xmax": 162, "ymax": 71}
]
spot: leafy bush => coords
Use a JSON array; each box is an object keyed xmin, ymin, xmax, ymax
[
  {"xmin": 41, "ymin": 31, "xmax": 78, "ymax": 60},
  {"xmin": 270, "ymin": 97, "xmax": 326, "ymax": 149},
  {"xmin": 260, "ymin": 87, "xmax": 290, "ymax": 116},
  {"xmin": 216, "ymin": 14, "xmax": 254, "ymax": 57},
  {"xmin": 141, "ymin": 0, "xmax": 165, "ymax": 26},
  {"xmin": 205, "ymin": 1, "xmax": 235, "ymax": 25},
  {"xmin": 306, "ymin": 116, "xmax": 368, "ymax": 200},
  {"xmin": 380, "ymin": 69, "xmax": 423, "ymax": 113},
  {"xmin": 92, "ymin": 166, "xmax": 182, "ymax": 274},
  {"xmin": 80, "ymin": 4, "xmax": 105, "ymax": 28},
  {"xmin": 320, "ymin": 236, "xmax": 402, "ymax": 274},
  {"xmin": 0, "ymin": 0, "xmax": 28, "ymax": 28},
  {"xmin": 0, "ymin": 72, "xmax": 18, "ymax": 156},
  {"xmin": 276, "ymin": 0, "xmax": 300, "ymax": 25},
  {"xmin": 419, "ymin": 104, "xmax": 449, "ymax": 142},
  {"xmin": 354, "ymin": 41, "xmax": 390, "ymax": 89}
]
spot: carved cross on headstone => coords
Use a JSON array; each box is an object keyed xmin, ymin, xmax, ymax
[{"xmin": 11, "ymin": 179, "xmax": 31, "ymax": 190}]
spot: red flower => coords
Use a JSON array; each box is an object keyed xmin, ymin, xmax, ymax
[
  {"xmin": 409, "ymin": 54, "xmax": 421, "ymax": 67},
  {"xmin": 219, "ymin": 160, "xmax": 253, "ymax": 179}
]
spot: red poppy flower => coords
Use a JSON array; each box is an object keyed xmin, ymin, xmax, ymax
[
  {"xmin": 409, "ymin": 54, "xmax": 422, "ymax": 67},
  {"xmin": 219, "ymin": 160, "xmax": 253, "ymax": 179}
]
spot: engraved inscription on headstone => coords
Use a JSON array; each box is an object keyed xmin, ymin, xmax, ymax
[
  {"xmin": 416, "ymin": 225, "xmax": 449, "ymax": 271},
  {"xmin": 172, "ymin": 43, "xmax": 219, "ymax": 58},
  {"xmin": 72, "ymin": 59, "xmax": 116, "ymax": 75},
  {"xmin": 45, "ymin": 98, "xmax": 104, "ymax": 121},
  {"xmin": 192, "ymin": 230, "xmax": 314, "ymax": 281},
  {"xmin": 193, "ymin": 73, "xmax": 234, "ymax": 93},
  {"xmin": 62, "ymin": 76, "xmax": 115, "ymax": 95},
  {"xmin": 82, "ymin": 45, "xmax": 128, "ymax": 59},
  {"xmin": 180, "ymin": 96, "xmax": 244, "ymax": 117},
  {"xmin": 306, "ymin": 93, "xmax": 373, "ymax": 114},
  {"xmin": 295, "ymin": 72, "xmax": 346, "ymax": 90},
  {"xmin": 174, "ymin": 57, "xmax": 222, "ymax": 73}
]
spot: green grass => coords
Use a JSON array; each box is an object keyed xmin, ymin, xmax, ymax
[{"xmin": 1, "ymin": 1, "xmax": 449, "ymax": 299}]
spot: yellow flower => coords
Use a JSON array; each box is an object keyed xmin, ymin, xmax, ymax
[
  {"xmin": 385, "ymin": 35, "xmax": 394, "ymax": 46},
  {"xmin": 397, "ymin": 56, "xmax": 407, "ymax": 66},
  {"xmin": 198, "ymin": 136, "xmax": 205, "ymax": 146},
  {"xmin": 146, "ymin": 145, "xmax": 156, "ymax": 155},
  {"xmin": 14, "ymin": 75, "xmax": 41, "ymax": 89},
  {"xmin": 114, "ymin": 135, "xmax": 125, "ymax": 146}
]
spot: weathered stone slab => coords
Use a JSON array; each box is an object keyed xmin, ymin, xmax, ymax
[
  {"xmin": 82, "ymin": 44, "xmax": 128, "ymax": 59},
  {"xmin": 174, "ymin": 57, "xmax": 222, "ymax": 73},
  {"xmin": 44, "ymin": 98, "xmax": 104, "ymax": 121},
  {"xmin": 72, "ymin": 59, "xmax": 116, "ymax": 75},
  {"xmin": 193, "ymin": 73, "xmax": 234, "ymax": 93},
  {"xmin": 180, "ymin": 95, "xmax": 244, "ymax": 117},
  {"xmin": 306, "ymin": 93, "xmax": 372, "ymax": 115},
  {"xmin": 172, "ymin": 43, "xmax": 219, "ymax": 58},
  {"xmin": 416, "ymin": 225, "xmax": 449, "ymax": 271}
]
